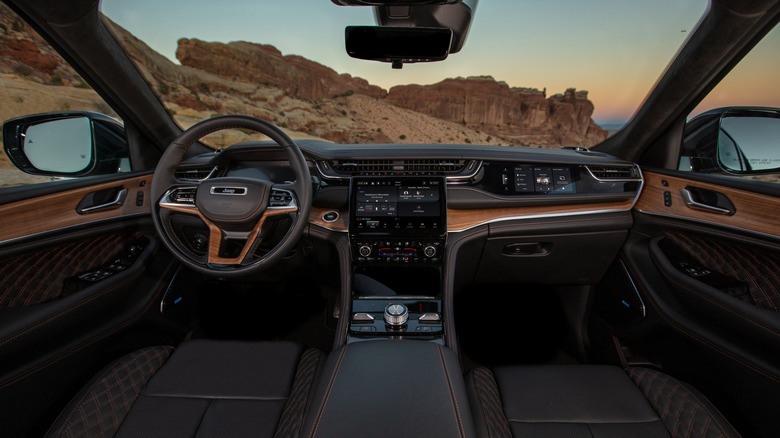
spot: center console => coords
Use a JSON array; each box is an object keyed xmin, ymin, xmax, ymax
[
  {"xmin": 348, "ymin": 177, "xmax": 446, "ymax": 339},
  {"xmin": 302, "ymin": 340, "xmax": 475, "ymax": 436}
]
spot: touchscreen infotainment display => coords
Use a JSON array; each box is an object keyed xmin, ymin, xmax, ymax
[{"xmin": 351, "ymin": 178, "xmax": 445, "ymax": 235}]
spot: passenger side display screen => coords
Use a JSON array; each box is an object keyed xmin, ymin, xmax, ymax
[{"xmin": 351, "ymin": 178, "xmax": 445, "ymax": 235}]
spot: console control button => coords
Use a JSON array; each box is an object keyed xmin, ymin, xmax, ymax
[
  {"xmin": 322, "ymin": 211, "xmax": 339, "ymax": 222},
  {"xmin": 352, "ymin": 312, "xmax": 375, "ymax": 322},
  {"xmin": 384, "ymin": 304, "xmax": 409, "ymax": 326},
  {"xmin": 423, "ymin": 245, "xmax": 437, "ymax": 257},
  {"xmin": 358, "ymin": 245, "xmax": 372, "ymax": 257},
  {"xmin": 418, "ymin": 313, "xmax": 441, "ymax": 322}
]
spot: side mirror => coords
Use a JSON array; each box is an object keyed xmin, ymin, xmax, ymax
[
  {"xmin": 681, "ymin": 107, "xmax": 780, "ymax": 176},
  {"xmin": 2, "ymin": 112, "xmax": 130, "ymax": 177},
  {"xmin": 717, "ymin": 110, "xmax": 780, "ymax": 174}
]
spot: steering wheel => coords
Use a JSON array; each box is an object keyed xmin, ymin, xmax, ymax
[{"xmin": 150, "ymin": 115, "xmax": 312, "ymax": 277}]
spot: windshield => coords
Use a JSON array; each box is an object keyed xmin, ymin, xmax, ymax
[{"xmin": 101, "ymin": 0, "xmax": 708, "ymax": 149}]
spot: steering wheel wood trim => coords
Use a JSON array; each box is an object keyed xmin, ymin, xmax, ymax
[{"xmin": 159, "ymin": 202, "xmax": 297, "ymax": 265}]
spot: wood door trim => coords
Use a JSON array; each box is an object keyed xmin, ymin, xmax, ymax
[
  {"xmin": 0, "ymin": 175, "xmax": 152, "ymax": 244},
  {"xmin": 635, "ymin": 171, "xmax": 780, "ymax": 238}
]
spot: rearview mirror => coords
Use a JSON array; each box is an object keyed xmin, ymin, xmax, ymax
[
  {"xmin": 717, "ymin": 110, "xmax": 780, "ymax": 174},
  {"xmin": 345, "ymin": 26, "xmax": 453, "ymax": 68},
  {"xmin": 3, "ymin": 112, "xmax": 130, "ymax": 177}
]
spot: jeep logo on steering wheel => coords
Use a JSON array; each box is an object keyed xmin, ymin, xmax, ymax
[{"xmin": 210, "ymin": 186, "xmax": 247, "ymax": 196}]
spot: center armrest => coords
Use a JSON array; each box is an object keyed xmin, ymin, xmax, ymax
[{"xmin": 303, "ymin": 340, "xmax": 475, "ymax": 437}]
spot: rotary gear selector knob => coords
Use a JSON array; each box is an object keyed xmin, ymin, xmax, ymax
[{"xmin": 384, "ymin": 303, "xmax": 409, "ymax": 327}]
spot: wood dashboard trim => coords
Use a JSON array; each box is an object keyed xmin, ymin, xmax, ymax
[
  {"xmin": 634, "ymin": 171, "xmax": 780, "ymax": 238},
  {"xmin": 447, "ymin": 199, "xmax": 634, "ymax": 232},
  {"xmin": 309, "ymin": 207, "xmax": 348, "ymax": 232},
  {"xmin": 0, "ymin": 175, "xmax": 152, "ymax": 244}
]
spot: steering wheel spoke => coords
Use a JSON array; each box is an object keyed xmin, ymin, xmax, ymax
[{"xmin": 206, "ymin": 207, "xmax": 298, "ymax": 266}]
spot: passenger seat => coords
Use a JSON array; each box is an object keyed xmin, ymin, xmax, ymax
[{"xmin": 467, "ymin": 365, "xmax": 740, "ymax": 438}]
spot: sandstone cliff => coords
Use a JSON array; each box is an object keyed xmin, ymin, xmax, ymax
[
  {"xmin": 386, "ymin": 77, "xmax": 607, "ymax": 146},
  {"xmin": 174, "ymin": 38, "xmax": 606, "ymax": 147},
  {"xmin": 0, "ymin": 5, "xmax": 81, "ymax": 86},
  {"xmin": 176, "ymin": 38, "xmax": 386, "ymax": 101}
]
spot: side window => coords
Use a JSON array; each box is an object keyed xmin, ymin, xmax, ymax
[
  {"xmin": 0, "ymin": 4, "xmax": 128, "ymax": 189},
  {"xmin": 679, "ymin": 24, "xmax": 780, "ymax": 183}
]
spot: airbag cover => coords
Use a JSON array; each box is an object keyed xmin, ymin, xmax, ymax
[{"xmin": 195, "ymin": 177, "xmax": 271, "ymax": 230}]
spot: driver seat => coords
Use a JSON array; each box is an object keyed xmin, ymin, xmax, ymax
[{"xmin": 44, "ymin": 340, "xmax": 324, "ymax": 438}]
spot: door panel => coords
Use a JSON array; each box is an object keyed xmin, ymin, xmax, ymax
[
  {"xmin": 594, "ymin": 169, "xmax": 780, "ymax": 436},
  {"xmin": 0, "ymin": 174, "xmax": 179, "ymax": 437},
  {"xmin": 0, "ymin": 231, "xmax": 151, "ymax": 360},
  {"xmin": 649, "ymin": 231, "xmax": 780, "ymax": 354},
  {"xmin": 0, "ymin": 231, "xmax": 140, "ymax": 307},
  {"xmin": 654, "ymin": 231, "xmax": 780, "ymax": 311},
  {"xmin": 635, "ymin": 171, "xmax": 780, "ymax": 236}
]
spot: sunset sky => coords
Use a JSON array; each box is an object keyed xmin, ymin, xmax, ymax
[{"xmin": 102, "ymin": 0, "xmax": 779, "ymax": 126}]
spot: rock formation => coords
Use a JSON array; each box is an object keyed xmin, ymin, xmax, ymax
[
  {"xmin": 0, "ymin": 4, "xmax": 81, "ymax": 85},
  {"xmin": 176, "ymin": 38, "xmax": 386, "ymax": 101},
  {"xmin": 386, "ymin": 77, "xmax": 607, "ymax": 146}
]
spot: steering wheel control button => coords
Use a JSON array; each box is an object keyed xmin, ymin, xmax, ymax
[
  {"xmin": 269, "ymin": 189, "xmax": 294, "ymax": 207},
  {"xmin": 384, "ymin": 303, "xmax": 409, "ymax": 327},
  {"xmin": 167, "ymin": 187, "xmax": 197, "ymax": 205},
  {"xmin": 322, "ymin": 211, "xmax": 339, "ymax": 222}
]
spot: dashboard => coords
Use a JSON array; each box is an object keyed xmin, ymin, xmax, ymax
[
  {"xmin": 173, "ymin": 140, "xmax": 643, "ymax": 339},
  {"xmin": 173, "ymin": 139, "xmax": 642, "ymax": 271},
  {"xmin": 175, "ymin": 140, "xmax": 643, "ymax": 230}
]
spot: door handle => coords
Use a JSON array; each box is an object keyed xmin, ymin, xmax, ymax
[
  {"xmin": 680, "ymin": 187, "xmax": 734, "ymax": 215},
  {"xmin": 77, "ymin": 188, "xmax": 128, "ymax": 214}
]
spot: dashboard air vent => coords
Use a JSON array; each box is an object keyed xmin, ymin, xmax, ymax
[
  {"xmin": 329, "ymin": 159, "xmax": 468, "ymax": 175},
  {"xmin": 175, "ymin": 166, "xmax": 217, "ymax": 182},
  {"xmin": 585, "ymin": 165, "xmax": 640, "ymax": 181}
]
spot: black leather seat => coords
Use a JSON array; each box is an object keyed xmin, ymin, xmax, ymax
[
  {"xmin": 45, "ymin": 340, "xmax": 324, "ymax": 438},
  {"xmin": 467, "ymin": 365, "xmax": 741, "ymax": 438}
]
